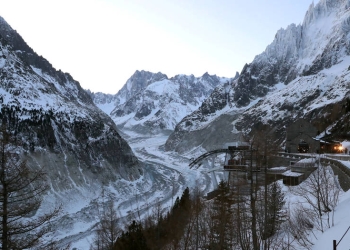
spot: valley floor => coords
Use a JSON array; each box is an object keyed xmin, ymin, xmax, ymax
[{"xmin": 63, "ymin": 130, "xmax": 212, "ymax": 249}]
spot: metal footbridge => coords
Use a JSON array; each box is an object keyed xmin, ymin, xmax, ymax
[
  {"xmin": 189, "ymin": 149, "xmax": 230, "ymax": 168},
  {"xmin": 189, "ymin": 145, "xmax": 259, "ymax": 199}
]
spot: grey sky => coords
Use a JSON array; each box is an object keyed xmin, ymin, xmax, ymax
[{"xmin": 1, "ymin": 0, "xmax": 319, "ymax": 93}]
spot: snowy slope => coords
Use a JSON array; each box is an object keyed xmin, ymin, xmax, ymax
[
  {"xmin": 86, "ymin": 90, "xmax": 117, "ymax": 115},
  {"xmin": 312, "ymin": 183, "xmax": 350, "ymax": 249}
]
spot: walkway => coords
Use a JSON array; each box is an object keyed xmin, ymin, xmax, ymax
[{"xmin": 276, "ymin": 152, "xmax": 350, "ymax": 191}]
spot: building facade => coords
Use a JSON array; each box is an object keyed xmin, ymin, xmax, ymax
[{"xmin": 285, "ymin": 119, "xmax": 320, "ymax": 153}]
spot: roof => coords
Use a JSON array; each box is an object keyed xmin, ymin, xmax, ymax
[
  {"xmin": 282, "ymin": 170, "xmax": 304, "ymax": 177},
  {"xmin": 224, "ymin": 141, "xmax": 250, "ymax": 148}
]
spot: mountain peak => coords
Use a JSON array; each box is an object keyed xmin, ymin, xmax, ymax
[
  {"xmin": 130, "ymin": 70, "xmax": 167, "ymax": 81},
  {"xmin": 302, "ymin": 0, "xmax": 348, "ymax": 27},
  {"xmin": 112, "ymin": 70, "xmax": 169, "ymax": 105},
  {"xmin": 127, "ymin": 70, "xmax": 168, "ymax": 89},
  {"xmin": 202, "ymin": 72, "xmax": 210, "ymax": 77},
  {"xmin": 102, "ymin": 70, "xmax": 231, "ymax": 132},
  {"xmin": 0, "ymin": 16, "xmax": 12, "ymax": 33}
]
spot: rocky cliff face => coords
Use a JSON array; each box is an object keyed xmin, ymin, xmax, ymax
[
  {"xmin": 233, "ymin": 0, "xmax": 350, "ymax": 107},
  {"xmin": 165, "ymin": 0, "xmax": 350, "ymax": 152},
  {"xmin": 0, "ymin": 16, "xmax": 142, "ymax": 190},
  {"xmin": 164, "ymin": 81, "xmax": 239, "ymax": 153}
]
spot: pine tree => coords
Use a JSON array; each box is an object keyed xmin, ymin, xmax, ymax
[
  {"xmin": 115, "ymin": 220, "xmax": 149, "ymax": 250},
  {"xmin": 167, "ymin": 187, "xmax": 191, "ymax": 249},
  {"xmin": 209, "ymin": 181, "xmax": 234, "ymax": 249},
  {"xmin": 262, "ymin": 181, "xmax": 285, "ymax": 240},
  {"xmin": 0, "ymin": 127, "xmax": 59, "ymax": 249}
]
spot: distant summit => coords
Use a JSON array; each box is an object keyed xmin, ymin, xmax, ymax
[{"xmin": 90, "ymin": 70, "xmax": 236, "ymax": 133}]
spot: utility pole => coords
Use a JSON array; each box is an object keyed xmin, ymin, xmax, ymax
[
  {"xmin": 334, "ymin": 225, "xmax": 350, "ymax": 250},
  {"xmin": 250, "ymin": 141, "xmax": 259, "ymax": 250}
]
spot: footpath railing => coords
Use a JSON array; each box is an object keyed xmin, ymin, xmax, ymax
[
  {"xmin": 320, "ymin": 157, "xmax": 350, "ymax": 191},
  {"xmin": 325, "ymin": 154, "xmax": 350, "ymax": 161},
  {"xmin": 276, "ymin": 153, "xmax": 350, "ymax": 191}
]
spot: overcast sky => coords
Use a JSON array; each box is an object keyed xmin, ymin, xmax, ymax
[{"xmin": 1, "ymin": 0, "xmax": 319, "ymax": 94}]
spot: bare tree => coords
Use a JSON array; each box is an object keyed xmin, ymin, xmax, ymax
[
  {"xmin": 232, "ymin": 197, "xmax": 253, "ymax": 250},
  {"xmin": 90, "ymin": 202, "xmax": 121, "ymax": 250},
  {"xmin": 290, "ymin": 162, "xmax": 340, "ymax": 233},
  {"xmin": 142, "ymin": 198, "xmax": 166, "ymax": 250},
  {"xmin": 0, "ymin": 127, "xmax": 60, "ymax": 249},
  {"xmin": 319, "ymin": 165, "xmax": 340, "ymax": 227},
  {"xmin": 285, "ymin": 204, "xmax": 315, "ymax": 250}
]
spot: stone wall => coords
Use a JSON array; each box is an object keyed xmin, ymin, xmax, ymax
[{"xmin": 285, "ymin": 119, "xmax": 319, "ymax": 153}]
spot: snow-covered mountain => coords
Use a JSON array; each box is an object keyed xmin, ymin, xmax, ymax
[
  {"xmin": 88, "ymin": 70, "xmax": 168, "ymax": 115},
  {"xmin": 0, "ymin": 16, "xmax": 142, "ymax": 185},
  {"xmin": 165, "ymin": 0, "xmax": 350, "ymax": 153},
  {"xmin": 0, "ymin": 16, "xmax": 154, "ymax": 246},
  {"xmin": 90, "ymin": 70, "xmax": 235, "ymax": 133}
]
